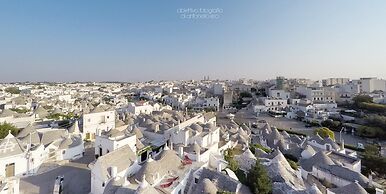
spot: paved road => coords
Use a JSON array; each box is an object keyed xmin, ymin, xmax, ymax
[
  {"xmin": 20, "ymin": 147, "xmax": 95, "ymax": 194},
  {"xmin": 219, "ymin": 108, "xmax": 371, "ymax": 146}
]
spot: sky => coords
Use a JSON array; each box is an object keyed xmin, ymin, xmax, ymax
[{"xmin": 1, "ymin": 0, "xmax": 386, "ymax": 82}]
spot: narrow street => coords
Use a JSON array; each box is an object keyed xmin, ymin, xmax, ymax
[
  {"xmin": 218, "ymin": 108, "xmax": 375, "ymax": 147},
  {"xmin": 20, "ymin": 147, "xmax": 95, "ymax": 194}
]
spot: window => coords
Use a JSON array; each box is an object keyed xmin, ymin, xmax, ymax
[
  {"xmin": 5, "ymin": 163, "xmax": 15, "ymax": 177},
  {"xmin": 326, "ymin": 144, "xmax": 332, "ymax": 151},
  {"xmin": 194, "ymin": 178, "xmax": 198, "ymax": 183}
]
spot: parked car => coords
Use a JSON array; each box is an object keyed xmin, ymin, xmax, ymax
[
  {"xmin": 53, "ymin": 176, "xmax": 64, "ymax": 194},
  {"xmin": 357, "ymin": 143, "xmax": 365, "ymax": 150}
]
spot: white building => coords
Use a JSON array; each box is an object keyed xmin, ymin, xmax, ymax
[
  {"xmin": 268, "ymin": 88, "xmax": 290, "ymax": 100},
  {"xmin": 90, "ymin": 145, "xmax": 139, "ymax": 194},
  {"xmin": 94, "ymin": 127, "xmax": 137, "ymax": 157},
  {"xmin": 253, "ymin": 97, "xmax": 288, "ymax": 113},
  {"xmin": 82, "ymin": 109, "xmax": 115, "ymax": 140},
  {"xmin": 126, "ymin": 102, "xmax": 159, "ymax": 116},
  {"xmin": 296, "ymin": 86, "xmax": 336, "ymax": 103},
  {"xmin": 0, "ymin": 132, "xmax": 27, "ymax": 178},
  {"xmin": 323, "ymin": 78, "xmax": 349, "ymax": 86},
  {"xmin": 212, "ymin": 83, "xmax": 224, "ymax": 96},
  {"xmin": 334, "ymin": 82, "xmax": 360, "ymax": 102},
  {"xmin": 190, "ymin": 97, "xmax": 220, "ymax": 111},
  {"xmin": 359, "ymin": 77, "xmax": 386, "ymax": 93},
  {"xmin": 0, "ymin": 176, "xmax": 19, "ymax": 194}
]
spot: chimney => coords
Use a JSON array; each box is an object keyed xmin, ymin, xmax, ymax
[
  {"xmin": 375, "ymin": 188, "xmax": 384, "ymax": 194},
  {"xmin": 138, "ymin": 175, "xmax": 149, "ymax": 190},
  {"xmin": 124, "ymin": 176, "xmax": 130, "ymax": 186},
  {"xmin": 169, "ymin": 138, "xmax": 173, "ymax": 150},
  {"xmin": 154, "ymin": 124, "xmax": 159, "ymax": 133},
  {"xmin": 178, "ymin": 146, "xmax": 184, "ymax": 159},
  {"xmin": 110, "ymin": 166, "xmax": 118, "ymax": 180},
  {"xmin": 225, "ymin": 133, "xmax": 229, "ymax": 141},
  {"xmin": 217, "ymin": 161, "xmax": 222, "ymax": 172},
  {"xmin": 326, "ymin": 144, "xmax": 332, "ymax": 151},
  {"xmin": 194, "ymin": 143, "xmax": 201, "ymax": 162},
  {"xmin": 340, "ymin": 138, "xmax": 345, "ymax": 151},
  {"xmin": 164, "ymin": 143, "xmax": 170, "ymax": 151}
]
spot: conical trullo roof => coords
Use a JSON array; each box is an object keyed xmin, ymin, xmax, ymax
[
  {"xmin": 0, "ymin": 109, "xmax": 17, "ymax": 118},
  {"xmin": 133, "ymin": 126, "xmax": 143, "ymax": 139},
  {"xmin": 115, "ymin": 119, "xmax": 126, "ymax": 128},
  {"xmin": 34, "ymin": 106, "xmax": 49, "ymax": 118},
  {"xmin": 68, "ymin": 120, "xmax": 80, "ymax": 134}
]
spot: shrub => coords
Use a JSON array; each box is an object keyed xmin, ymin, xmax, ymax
[
  {"xmin": 246, "ymin": 160, "xmax": 272, "ymax": 194},
  {"xmin": 287, "ymin": 159, "xmax": 298, "ymax": 170},
  {"xmin": 43, "ymin": 105, "xmax": 53, "ymax": 110},
  {"xmin": 9, "ymin": 108, "xmax": 29, "ymax": 114},
  {"xmin": 47, "ymin": 112, "xmax": 79, "ymax": 120},
  {"xmin": 0, "ymin": 122, "xmax": 19, "ymax": 139},
  {"xmin": 250, "ymin": 144, "xmax": 271, "ymax": 153},
  {"xmin": 277, "ymin": 128, "xmax": 307, "ymax": 137},
  {"xmin": 235, "ymin": 169, "xmax": 247, "ymax": 185},
  {"xmin": 314, "ymin": 127, "xmax": 335, "ymax": 140},
  {"xmin": 284, "ymin": 153, "xmax": 298, "ymax": 162}
]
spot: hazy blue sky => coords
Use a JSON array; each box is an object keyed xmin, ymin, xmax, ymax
[{"xmin": 1, "ymin": 0, "xmax": 386, "ymax": 82}]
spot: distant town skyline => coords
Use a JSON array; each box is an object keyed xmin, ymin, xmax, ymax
[{"xmin": 1, "ymin": 0, "xmax": 386, "ymax": 82}]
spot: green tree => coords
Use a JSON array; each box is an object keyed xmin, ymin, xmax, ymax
[
  {"xmin": 246, "ymin": 160, "xmax": 272, "ymax": 194},
  {"xmin": 321, "ymin": 119, "xmax": 341, "ymax": 130},
  {"xmin": 239, "ymin": 92, "xmax": 252, "ymax": 98},
  {"xmin": 5, "ymin": 87, "xmax": 21, "ymax": 94},
  {"xmin": 0, "ymin": 122, "xmax": 19, "ymax": 139},
  {"xmin": 359, "ymin": 102, "xmax": 386, "ymax": 113},
  {"xmin": 357, "ymin": 126, "xmax": 385, "ymax": 138},
  {"xmin": 365, "ymin": 115, "xmax": 386, "ymax": 128},
  {"xmin": 314, "ymin": 127, "xmax": 335, "ymax": 140},
  {"xmin": 217, "ymin": 191, "xmax": 234, "ymax": 194},
  {"xmin": 352, "ymin": 95, "xmax": 373, "ymax": 106},
  {"xmin": 43, "ymin": 105, "xmax": 53, "ymax": 110},
  {"xmin": 9, "ymin": 108, "xmax": 29, "ymax": 114},
  {"xmin": 224, "ymin": 148, "xmax": 239, "ymax": 172},
  {"xmin": 361, "ymin": 145, "xmax": 386, "ymax": 176}
]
